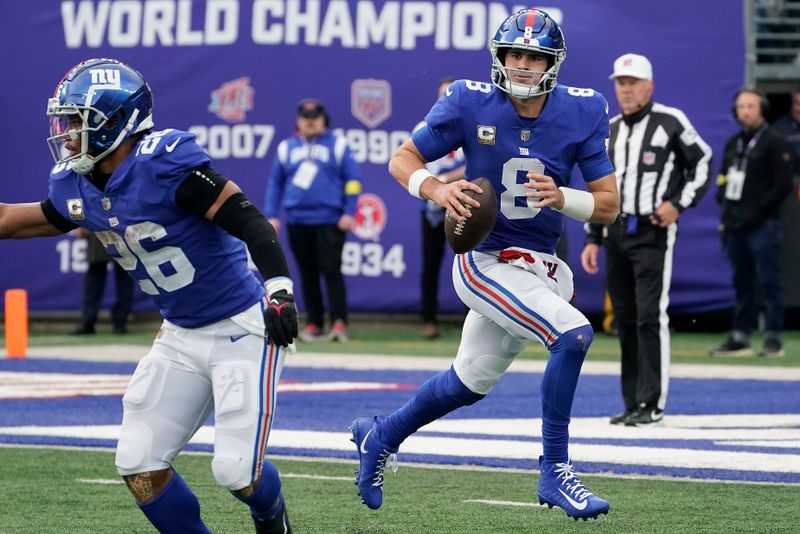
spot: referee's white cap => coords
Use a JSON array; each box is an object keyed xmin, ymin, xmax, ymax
[{"xmin": 609, "ymin": 53, "xmax": 653, "ymax": 81}]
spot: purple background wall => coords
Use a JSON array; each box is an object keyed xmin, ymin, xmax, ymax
[{"xmin": 0, "ymin": 1, "xmax": 743, "ymax": 316}]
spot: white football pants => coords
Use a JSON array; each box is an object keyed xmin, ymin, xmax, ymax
[
  {"xmin": 452, "ymin": 250, "xmax": 590, "ymax": 395},
  {"xmin": 115, "ymin": 301, "xmax": 286, "ymax": 491}
]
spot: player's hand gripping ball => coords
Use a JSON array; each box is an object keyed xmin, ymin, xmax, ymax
[
  {"xmin": 444, "ymin": 177, "xmax": 497, "ymax": 254},
  {"xmin": 264, "ymin": 290, "xmax": 298, "ymax": 347}
]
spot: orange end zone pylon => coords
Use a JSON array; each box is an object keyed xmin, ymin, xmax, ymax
[{"xmin": 5, "ymin": 289, "xmax": 28, "ymax": 358}]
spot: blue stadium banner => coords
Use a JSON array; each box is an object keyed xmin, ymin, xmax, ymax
[{"xmin": 1, "ymin": 1, "xmax": 742, "ymax": 315}]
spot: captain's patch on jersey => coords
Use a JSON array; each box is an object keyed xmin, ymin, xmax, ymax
[
  {"xmin": 477, "ymin": 125, "xmax": 496, "ymax": 145},
  {"xmin": 66, "ymin": 198, "xmax": 85, "ymax": 220}
]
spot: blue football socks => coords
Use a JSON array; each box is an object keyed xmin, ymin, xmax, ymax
[
  {"xmin": 139, "ymin": 470, "xmax": 210, "ymax": 534},
  {"xmin": 232, "ymin": 460, "xmax": 284, "ymax": 521},
  {"xmin": 540, "ymin": 324, "xmax": 593, "ymax": 465},
  {"xmin": 379, "ymin": 365, "xmax": 483, "ymax": 449}
]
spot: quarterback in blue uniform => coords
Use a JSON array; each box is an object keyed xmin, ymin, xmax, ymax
[
  {"xmin": 351, "ymin": 9, "xmax": 619, "ymax": 521},
  {"xmin": 0, "ymin": 59, "xmax": 296, "ymax": 533}
]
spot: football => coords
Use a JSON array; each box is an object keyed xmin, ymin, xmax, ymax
[{"xmin": 444, "ymin": 177, "xmax": 497, "ymax": 254}]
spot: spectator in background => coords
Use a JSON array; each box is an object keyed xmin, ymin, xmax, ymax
[
  {"xmin": 71, "ymin": 228, "xmax": 134, "ymax": 335},
  {"xmin": 416, "ymin": 78, "xmax": 466, "ymax": 340},
  {"xmin": 581, "ymin": 53, "xmax": 712, "ymax": 426},
  {"xmin": 711, "ymin": 89, "xmax": 793, "ymax": 358},
  {"xmin": 771, "ymin": 88, "xmax": 800, "ymax": 314},
  {"xmin": 264, "ymin": 99, "xmax": 363, "ymax": 343},
  {"xmin": 771, "ymin": 88, "xmax": 800, "ymax": 183}
]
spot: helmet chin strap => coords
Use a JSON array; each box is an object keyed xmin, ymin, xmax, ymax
[
  {"xmin": 506, "ymin": 80, "xmax": 546, "ymax": 99},
  {"xmin": 504, "ymin": 71, "xmax": 552, "ymax": 99},
  {"xmin": 70, "ymin": 108, "xmax": 142, "ymax": 175}
]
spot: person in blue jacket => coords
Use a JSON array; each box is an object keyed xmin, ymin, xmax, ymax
[{"xmin": 264, "ymin": 99, "xmax": 363, "ymax": 342}]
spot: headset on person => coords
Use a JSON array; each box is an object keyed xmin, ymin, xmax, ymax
[{"xmin": 732, "ymin": 88, "xmax": 770, "ymax": 120}]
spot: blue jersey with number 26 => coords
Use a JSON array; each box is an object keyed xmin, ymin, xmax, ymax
[
  {"xmin": 413, "ymin": 80, "xmax": 614, "ymax": 255},
  {"xmin": 47, "ymin": 129, "xmax": 264, "ymax": 328}
]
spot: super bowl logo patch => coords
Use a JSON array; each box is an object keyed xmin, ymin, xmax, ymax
[
  {"xmin": 66, "ymin": 198, "xmax": 85, "ymax": 220},
  {"xmin": 477, "ymin": 125, "xmax": 496, "ymax": 145},
  {"xmin": 351, "ymin": 79, "xmax": 392, "ymax": 129},
  {"xmin": 209, "ymin": 77, "xmax": 254, "ymax": 123}
]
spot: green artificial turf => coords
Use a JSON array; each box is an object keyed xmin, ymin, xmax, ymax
[{"xmin": 0, "ymin": 447, "xmax": 796, "ymax": 533}]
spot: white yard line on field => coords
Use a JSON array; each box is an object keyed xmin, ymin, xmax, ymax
[
  {"xmin": 464, "ymin": 499, "xmax": 541, "ymax": 508},
  {"xmin": 3, "ymin": 422, "xmax": 799, "ymax": 475},
  {"xmin": 75, "ymin": 472, "xmax": 351, "ymax": 485},
  {"xmin": 3, "ymin": 444, "xmax": 796, "ymax": 487},
  {"xmin": 20, "ymin": 346, "xmax": 800, "ymax": 381}
]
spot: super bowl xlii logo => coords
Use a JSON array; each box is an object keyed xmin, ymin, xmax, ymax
[
  {"xmin": 352, "ymin": 193, "xmax": 388, "ymax": 241},
  {"xmin": 209, "ymin": 77, "xmax": 254, "ymax": 123}
]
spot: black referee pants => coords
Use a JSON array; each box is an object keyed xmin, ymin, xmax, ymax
[
  {"xmin": 287, "ymin": 223, "xmax": 348, "ymax": 329},
  {"xmin": 605, "ymin": 217, "xmax": 674, "ymax": 411},
  {"xmin": 80, "ymin": 261, "xmax": 134, "ymax": 329},
  {"xmin": 421, "ymin": 212, "xmax": 447, "ymax": 323}
]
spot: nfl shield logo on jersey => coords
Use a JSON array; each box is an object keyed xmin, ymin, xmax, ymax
[
  {"xmin": 101, "ymin": 197, "xmax": 112, "ymax": 210},
  {"xmin": 643, "ymin": 151, "xmax": 656, "ymax": 166},
  {"xmin": 520, "ymin": 129, "xmax": 531, "ymax": 141}
]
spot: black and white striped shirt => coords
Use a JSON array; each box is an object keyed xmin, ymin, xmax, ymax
[{"xmin": 587, "ymin": 101, "xmax": 712, "ymax": 243}]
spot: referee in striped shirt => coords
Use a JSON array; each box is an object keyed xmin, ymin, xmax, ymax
[{"xmin": 581, "ymin": 54, "xmax": 712, "ymax": 426}]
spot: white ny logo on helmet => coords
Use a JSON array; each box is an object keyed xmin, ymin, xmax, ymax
[{"xmin": 88, "ymin": 68, "xmax": 121, "ymax": 89}]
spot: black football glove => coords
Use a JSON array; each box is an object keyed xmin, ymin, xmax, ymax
[{"xmin": 263, "ymin": 290, "xmax": 298, "ymax": 347}]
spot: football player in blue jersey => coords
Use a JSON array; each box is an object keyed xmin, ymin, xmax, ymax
[
  {"xmin": 0, "ymin": 58, "xmax": 296, "ymax": 533},
  {"xmin": 350, "ymin": 9, "xmax": 619, "ymax": 521}
]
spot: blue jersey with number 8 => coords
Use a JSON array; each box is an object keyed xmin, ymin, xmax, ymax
[
  {"xmin": 412, "ymin": 80, "xmax": 614, "ymax": 255},
  {"xmin": 47, "ymin": 129, "xmax": 264, "ymax": 327}
]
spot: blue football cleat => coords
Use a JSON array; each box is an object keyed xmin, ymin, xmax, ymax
[
  {"xmin": 349, "ymin": 416, "xmax": 398, "ymax": 510},
  {"xmin": 537, "ymin": 456, "xmax": 610, "ymax": 520}
]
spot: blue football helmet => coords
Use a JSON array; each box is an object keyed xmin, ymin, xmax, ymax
[
  {"xmin": 490, "ymin": 8, "xmax": 566, "ymax": 99},
  {"xmin": 47, "ymin": 58, "xmax": 153, "ymax": 175}
]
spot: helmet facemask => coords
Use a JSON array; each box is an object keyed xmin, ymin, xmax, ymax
[
  {"xmin": 47, "ymin": 98, "xmax": 146, "ymax": 175},
  {"xmin": 491, "ymin": 43, "xmax": 566, "ymax": 99}
]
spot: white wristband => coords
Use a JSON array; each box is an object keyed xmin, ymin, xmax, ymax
[
  {"xmin": 264, "ymin": 276, "xmax": 294, "ymax": 298},
  {"xmin": 554, "ymin": 187, "xmax": 595, "ymax": 222},
  {"xmin": 408, "ymin": 169, "xmax": 434, "ymax": 199}
]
